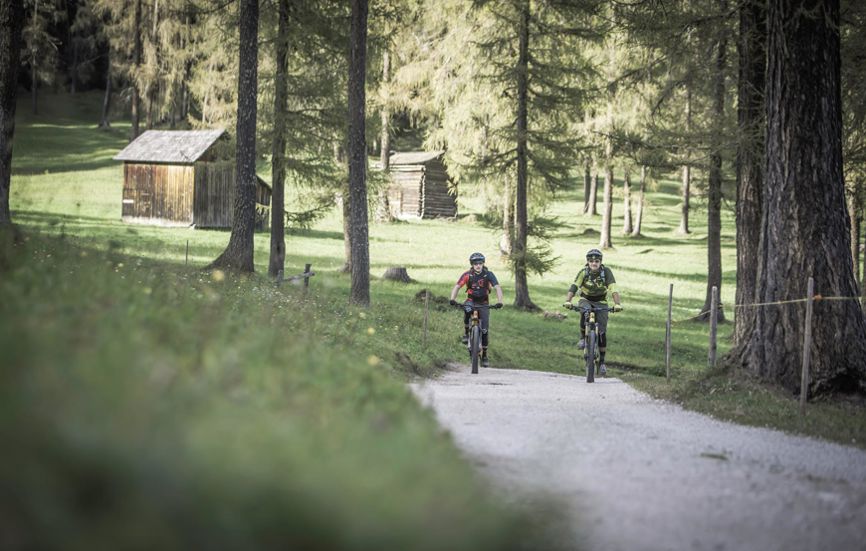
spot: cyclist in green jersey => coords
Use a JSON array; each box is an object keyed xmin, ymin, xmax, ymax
[{"xmin": 563, "ymin": 248, "xmax": 623, "ymax": 376}]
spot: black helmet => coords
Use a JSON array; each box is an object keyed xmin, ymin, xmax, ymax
[
  {"xmin": 469, "ymin": 252, "xmax": 486, "ymax": 264},
  {"xmin": 586, "ymin": 248, "xmax": 603, "ymax": 261}
]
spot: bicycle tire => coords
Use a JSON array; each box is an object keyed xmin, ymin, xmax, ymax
[
  {"xmin": 470, "ymin": 325, "xmax": 481, "ymax": 374},
  {"xmin": 585, "ymin": 328, "xmax": 596, "ymax": 383}
]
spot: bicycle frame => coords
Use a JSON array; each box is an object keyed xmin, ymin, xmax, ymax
[
  {"xmin": 453, "ymin": 303, "xmax": 496, "ymax": 374},
  {"xmin": 565, "ymin": 303, "xmax": 615, "ymax": 383}
]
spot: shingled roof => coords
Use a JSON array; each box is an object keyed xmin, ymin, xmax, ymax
[
  {"xmin": 388, "ymin": 151, "xmax": 445, "ymax": 165},
  {"xmin": 114, "ymin": 129, "xmax": 226, "ymax": 163}
]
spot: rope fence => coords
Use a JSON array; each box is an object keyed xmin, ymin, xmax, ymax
[
  {"xmin": 663, "ymin": 279, "xmax": 864, "ymax": 415},
  {"xmin": 670, "ymin": 294, "xmax": 863, "ymax": 324}
]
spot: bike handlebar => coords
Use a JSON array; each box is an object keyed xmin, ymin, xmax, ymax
[
  {"xmin": 563, "ymin": 303, "xmax": 618, "ymax": 313},
  {"xmin": 451, "ymin": 302, "xmax": 502, "ymax": 310}
]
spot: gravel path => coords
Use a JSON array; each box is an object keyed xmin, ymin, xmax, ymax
[{"xmin": 410, "ymin": 366, "xmax": 866, "ymax": 551}]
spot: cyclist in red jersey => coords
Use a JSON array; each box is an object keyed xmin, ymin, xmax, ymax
[{"xmin": 449, "ymin": 252, "xmax": 504, "ymax": 367}]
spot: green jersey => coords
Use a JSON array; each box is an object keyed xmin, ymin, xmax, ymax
[{"xmin": 568, "ymin": 265, "xmax": 617, "ymax": 302}]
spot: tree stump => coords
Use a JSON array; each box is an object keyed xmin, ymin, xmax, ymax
[{"xmin": 383, "ymin": 266, "xmax": 414, "ymax": 283}]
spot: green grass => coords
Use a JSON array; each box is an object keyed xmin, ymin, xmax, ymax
[
  {"xmin": 1, "ymin": 231, "xmax": 565, "ymax": 550},
  {"xmin": 3, "ymin": 91, "xmax": 865, "ymax": 545}
]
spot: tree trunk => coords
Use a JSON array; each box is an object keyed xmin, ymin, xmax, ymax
[
  {"xmin": 731, "ymin": 0, "xmax": 866, "ymax": 395},
  {"xmin": 341, "ymin": 188, "xmax": 352, "ymax": 273},
  {"xmin": 382, "ymin": 266, "xmax": 413, "ymax": 283},
  {"xmin": 587, "ymin": 166, "xmax": 599, "ymax": 216},
  {"xmin": 146, "ymin": 0, "xmax": 159, "ymax": 129},
  {"xmin": 582, "ymin": 161, "xmax": 591, "ymax": 214},
  {"xmin": 376, "ymin": 48, "xmax": 393, "ymax": 222},
  {"xmin": 513, "ymin": 0, "xmax": 536, "ymax": 311},
  {"xmin": 0, "ymin": 0, "xmax": 25, "ymax": 226},
  {"xmin": 70, "ymin": 41, "xmax": 78, "ymax": 94},
  {"xmin": 268, "ymin": 0, "xmax": 289, "ymax": 279},
  {"xmin": 99, "ymin": 49, "xmax": 112, "ymax": 129},
  {"xmin": 599, "ymin": 162, "xmax": 613, "ymax": 249},
  {"xmin": 501, "ymin": 178, "xmax": 512, "ymax": 255},
  {"xmin": 348, "ymin": 0, "xmax": 370, "ymax": 306},
  {"xmin": 678, "ymin": 85, "xmax": 692, "ymax": 234},
  {"xmin": 631, "ymin": 165, "xmax": 646, "ymax": 237},
  {"xmin": 622, "ymin": 167, "xmax": 632, "ymax": 235},
  {"xmin": 732, "ymin": 0, "xmax": 766, "ymax": 345},
  {"xmin": 131, "ymin": 0, "xmax": 142, "ymax": 140},
  {"xmin": 209, "ymin": 0, "xmax": 258, "ymax": 273},
  {"xmin": 699, "ymin": 3, "xmax": 727, "ymax": 323},
  {"xmin": 30, "ymin": 0, "xmax": 37, "ymax": 116},
  {"xmin": 849, "ymin": 188, "xmax": 861, "ymax": 284}
]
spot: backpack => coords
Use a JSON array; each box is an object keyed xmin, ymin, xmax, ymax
[
  {"xmin": 468, "ymin": 268, "xmax": 491, "ymax": 301},
  {"xmin": 584, "ymin": 263, "xmax": 607, "ymax": 285}
]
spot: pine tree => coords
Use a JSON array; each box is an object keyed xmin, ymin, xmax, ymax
[
  {"xmin": 1, "ymin": 0, "xmax": 26, "ymax": 226},
  {"xmin": 23, "ymin": 0, "xmax": 64, "ymax": 115},
  {"xmin": 731, "ymin": 0, "xmax": 866, "ymax": 395},
  {"xmin": 209, "ymin": 0, "xmax": 258, "ymax": 272},
  {"xmin": 348, "ymin": 0, "xmax": 370, "ymax": 306},
  {"xmin": 411, "ymin": 0, "xmax": 600, "ymax": 310}
]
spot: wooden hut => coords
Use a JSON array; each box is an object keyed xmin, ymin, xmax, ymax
[
  {"xmin": 114, "ymin": 129, "xmax": 271, "ymax": 229},
  {"xmin": 386, "ymin": 151, "xmax": 457, "ymax": 219}
]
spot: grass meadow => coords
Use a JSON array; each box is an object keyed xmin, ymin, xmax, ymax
[{"xmin": 2, "ymin": 92, "xmax": 864, "ymax": 547}]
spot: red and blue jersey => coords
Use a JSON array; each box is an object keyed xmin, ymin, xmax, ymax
[{"xmin": 456, "ymin": 268, "xmax": 499, "ymax": 303}]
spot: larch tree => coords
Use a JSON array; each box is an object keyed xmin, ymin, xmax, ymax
[
  {"xmin": 209, "ymin": 0, "xmax": 259, "ymax": 272},
  {"xmin": 23, "ymin": 0, "xmax": 63, "ymax": 116},
  {"xmin": 131, "ymin": 0, "xmax": 142, "ymax": 138},
  {"xmin": 697, "ymin": 0, "xmax": 729, "ymax": 323},
  {"xmin": 268, "ymin": 0, "xmax": 290, "ymax": 279},
  {"xmin": 1, "ymin": 0, "xmax": 25, "ymax": 227},
  {"xmin": 347, "ymin": 0, "xmax": 370, "ymax": 305},
  {"xmin": 732, "ymin": 0, "xmax": 766, "ymax": 345},
  {"xmin": 730, "ymin": 0, "xmax": 866, "ymax": 395},
  {"xmin": 415, "ymin": 0, "xmax": 599, "ymax": 311}
]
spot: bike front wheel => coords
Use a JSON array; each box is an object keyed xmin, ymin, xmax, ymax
[
  {"xmin": 470, "ymin": 325, "xmax": 481, "ymax": 374},
  {"xmin": 585, "ymin": 329, "xmax": 597, "ymax": 383}
]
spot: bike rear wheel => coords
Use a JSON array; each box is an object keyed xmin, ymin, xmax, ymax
[
  {"xmin": 470, "ymin": 325, "xmax": 481, "ymax": 374},
  {"xmin": 585, "ymin": 329, "xmax": 597, "ymax": 383}
]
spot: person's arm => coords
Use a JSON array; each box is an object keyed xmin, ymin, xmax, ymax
[
  {"xmin": 494, "ymin": 284, "xmax": 504, "ymax": 304},
  {"xmin": 607, "ymin": 267, "xmax": 622, "ymax": 309},
  {"xmin": 449, "ymin": 284, "xmax": 462, "ymax": 302},
  {"xmin": 565, "ymin": 271, "xmax": 583, "ymax": 304}
]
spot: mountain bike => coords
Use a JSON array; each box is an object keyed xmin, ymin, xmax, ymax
[
  {"xmin": 564, "ymin": 303, "xmax": 616, "ymax": 383},
  {"xmin": 452, "ymin": 302, "xmax": 501, "ymax": 374}
]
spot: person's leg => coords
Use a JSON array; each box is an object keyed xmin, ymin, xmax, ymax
[
  {"xmin": 462, "ymin": 307, "xmax": 471, "ymax": 342},
  {"xmin": 577, "ymin": 298, "xmax": 591, "ymax": 348},
  {"xmin": 595, "ymin": 301, "xmax": 609, "ymax": 366},
  {"xmin": 480, "ymin": 307, "xmax": 490, "ymax": 354}
]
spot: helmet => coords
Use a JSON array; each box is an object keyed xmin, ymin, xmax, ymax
[
  {"xmin": 469, "ymin": 252, "xmax": 486, "ymax": 264},
  {"xmin": 586, "ymin": 248, "xmax": 603, "ymax": 261}
]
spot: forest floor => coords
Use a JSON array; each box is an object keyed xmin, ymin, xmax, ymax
[{"xmin": 412, "ymin": 365, "xmax": 866, "ymax": 551}]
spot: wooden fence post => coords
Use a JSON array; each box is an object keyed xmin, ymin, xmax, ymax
[
  {"xmin": 304, "ymin": 263, "xmax": 312, "ymax": 296},
  {"xmin": 423, "ymin": 290, "xmax": 430, "ymax": 347},
  {"xmin": 800, "ymin": 276, "xmax": 814, "ymax": 415},
  {"xmin": 708, "ymin": 285, "xmax": 718, "ymax": 368},
  {"xmin": 666, "ymin": 283, "xmax": 673, "ymax": 380}
]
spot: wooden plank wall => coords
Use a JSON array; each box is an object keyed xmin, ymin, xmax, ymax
[
  {"xmin": 420, "ymin": 161, "xmax": 457, "ymax": 218},
  {"xmin": 387, "ymin": 167, "xmax": 423, "ymax": 218},
  {"xmin": 386, "ymin": 159, "xmax": 456, "ymax": 219},
  {"xmin": 122, "ymin": 163, "xmax": 194, "ymax": 225},
  {"xmin": 193, "ymin": 161, "xmax": 234, "ymax": 228}
]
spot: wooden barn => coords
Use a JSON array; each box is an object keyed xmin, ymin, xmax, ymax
[
  {"xmin": 114, "ymin": 129, "xmax": 271, "ymax": 229},
  {"xmin": 385, "ymin": 151, "xmax": 457, "ymax": 219}
]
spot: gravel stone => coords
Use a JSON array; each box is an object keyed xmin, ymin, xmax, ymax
[{"xmin": 410, "ymin": 366, "xmax": 866, "ymax": 551}]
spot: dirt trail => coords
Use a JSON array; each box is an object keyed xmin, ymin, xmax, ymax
[{"xmin": 411, "ymin": 366, "xmax": 866, "ymax": 551}]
